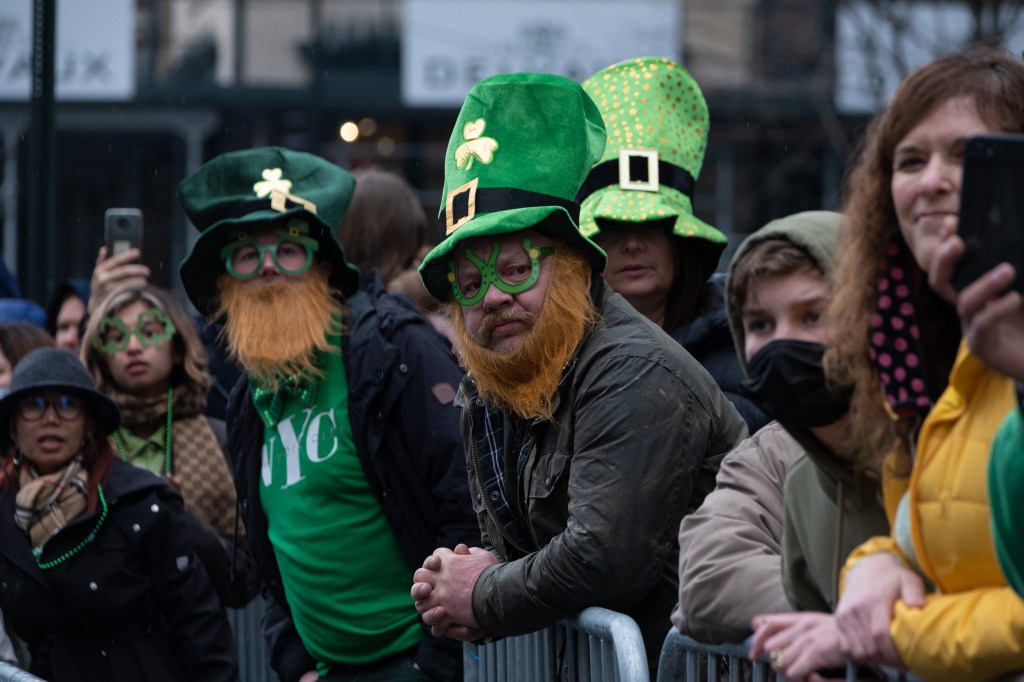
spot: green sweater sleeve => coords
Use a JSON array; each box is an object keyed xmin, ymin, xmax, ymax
[{"xmin": 990, "ymin": 408, "xmax": 1024, "ymax": 598}]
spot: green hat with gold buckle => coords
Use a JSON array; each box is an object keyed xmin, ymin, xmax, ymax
[
  {"xmin": 578, "ymin": 57, "xmax": 726, "ymax": 273},
  {"xmin": 418, "ymin": 72, "xmax": 608, "ymax": 301},
  {"xmin": 177, "ymin": 146, "xmax": 360, "ymax": 316}
]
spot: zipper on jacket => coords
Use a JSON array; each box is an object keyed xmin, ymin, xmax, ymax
[{"xmin": 466, "ymin": 402, "xmax": 530, "ymax": 557}]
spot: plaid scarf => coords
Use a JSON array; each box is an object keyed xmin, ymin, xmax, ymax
[
  {"xmin": 106, "ymin": 381, "xmax": 239, "ymax": 537},
  {"xmin": 14, "ymin": 455, "xmax": 89, "ymax": 548}
]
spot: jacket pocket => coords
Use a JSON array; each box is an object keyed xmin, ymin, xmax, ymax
[{"xmin": 526, "ymin": 449, "xmax": 571, "ymax": 501}]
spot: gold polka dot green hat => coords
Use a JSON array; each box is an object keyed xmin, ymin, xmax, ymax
[
  {"xmin": 418, "ymin": 72, "xmax": 608, "ymax": 301},
  {"xmin": 578, "ymin": 57, "xmax": 726, "ymax": 262}
]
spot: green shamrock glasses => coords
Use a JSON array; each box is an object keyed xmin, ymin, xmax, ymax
[
  {"xmin": 447, "ymin": 238, "xmax": 554, "ymax": 306},
  {"xmin": 92, "ymin": 308, "xmax": 177, "ymax": 356}
]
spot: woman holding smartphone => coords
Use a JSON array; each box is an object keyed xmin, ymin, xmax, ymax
[
  {"xmin": 751, "ymin": 48, "xmax": 1024, "ymax": 681},
  {"xmin": 929, "ymin": 178, "xmax": 1024, "ymax": 606}
]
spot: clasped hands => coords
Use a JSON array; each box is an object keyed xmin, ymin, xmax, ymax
[{"xmin": 411, "ymin": 544, "xmax": 498, "ymax": 642}]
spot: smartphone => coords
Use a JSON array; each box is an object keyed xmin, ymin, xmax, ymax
[
  {"xmin": 104, "ymin": 208, "xmax": 144, "ymax": 257},
  {"xmin": 952, "ymin": 134, "xmax": 1024, "ymax": 293}
]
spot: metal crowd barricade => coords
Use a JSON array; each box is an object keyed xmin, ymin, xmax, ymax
[
  {"xmin": 656, "ymin": 629, "xmax": 928, "ymax": 682},
  {"xmin": 463, "ymin": 606, "xmax": 650, "ymax": 682},
  {"xmin": 227, "ymin": 598, "xmax": 279, "ymax": 682},
  {"xmin": 656, "ymin": 629, "xmax": 777, "ymax": 682},
  {"xmin": 0, "ymin": 663, "xmax": 43, "ymax": 682}
]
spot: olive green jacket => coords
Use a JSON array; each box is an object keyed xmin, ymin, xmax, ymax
[{"xmin": 462, "ymin": 282, "xmax": 748, "ymax": 640}]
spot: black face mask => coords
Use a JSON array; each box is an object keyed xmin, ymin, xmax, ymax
[{"xmin": 740, "ymin": 339, "xmax": 852, "ymax": 428}]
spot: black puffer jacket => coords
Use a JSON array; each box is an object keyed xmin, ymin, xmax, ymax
[
  {"xmin": 227, "ymin": 271, "xmax": 478, "ymax": 682},
  {"xmin": 0, "ymin": 459, "xmax": 238, "ymax": 682}
]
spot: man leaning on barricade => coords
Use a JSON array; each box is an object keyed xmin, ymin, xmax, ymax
[{"xmin": 407, "ymin": 70, "xmax": 747, "ymax": 674}]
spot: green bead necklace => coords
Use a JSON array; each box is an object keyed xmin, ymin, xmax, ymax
[
  {"xmin": 34, "ymin": 485, "xmax": 108, "ymax": 569},
  {"xmin": 113, "ymin": 388, "xmax": 174, "ymax": 475}
]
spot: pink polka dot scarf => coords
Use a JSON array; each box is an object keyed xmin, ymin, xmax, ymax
[{"xmin": 868, "ymin": 239, "xmax": 933, "ymax": 418}]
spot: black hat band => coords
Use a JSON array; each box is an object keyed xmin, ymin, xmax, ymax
[
  {"xmin": 575, "ymin": 149, "xmax": 695, "ymax": 204},
  {"xmin": 442, "ymin": 178, "xmax": 580, "ymax": 234}
]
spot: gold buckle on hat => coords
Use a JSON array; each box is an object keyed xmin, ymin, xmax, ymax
[
  {"xmin": 618, "ymin": 149, "xmax": 659, "ymax": 192},
  {"xmin": 445, "ymin": 178, "xmax": 479, "ymax": 234}
]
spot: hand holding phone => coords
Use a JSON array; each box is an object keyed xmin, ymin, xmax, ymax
[
  {"xmin": 104, "ymin": 208, "xmax": 144, "ymax": 257},
  {"xmin": 952, "ymin": 134, "xmax": 1024, "ymax": 293},
  {"xmin": 92, "ymin": 208, "xmax": 149, "ymax": 312}
]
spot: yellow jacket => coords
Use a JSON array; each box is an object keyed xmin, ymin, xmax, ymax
[{"xmin": 843, "ymin": 341, "xmax": 1021, "ymax": 681}]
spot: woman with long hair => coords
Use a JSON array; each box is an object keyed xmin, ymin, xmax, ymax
[
  {"xmin": 0, "ymin": 347, "xmax": 237, "ymax": 681},
  {"xmin": 752, "ymin": 48, "xmax": 1024, "ymax": 682},
  {"xmin": 80, "ymin": 284, "xmax": 258, "ymax": 608}
]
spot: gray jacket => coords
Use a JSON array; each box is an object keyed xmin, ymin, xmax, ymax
[
  {"xmin": 674, "ymin": 210, "xmax": 884, "ymax": 645},
  {"xmin": 673, "ymin": 422, "xmax": 799, "ymax": 643},
  {"xmin": 462, "ymin": 282, "xmax": 748, "ymax": 640}
]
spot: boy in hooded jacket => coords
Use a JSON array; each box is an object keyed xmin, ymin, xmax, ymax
[{"xmin": 675, "ymin": 211, "xmax": 889, "ymax": 645}]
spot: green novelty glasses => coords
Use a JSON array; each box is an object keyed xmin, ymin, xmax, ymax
[
  {"xmin": 220, "ymin": 220, "xmax": 319, "ymax": 280},
  {"xmin": 448, "ymin": 238, "xmax": 554, "ymax": 306},
  {"xmin": 92, "ymin": 308, "xmax": 177, "ymax": 356}
]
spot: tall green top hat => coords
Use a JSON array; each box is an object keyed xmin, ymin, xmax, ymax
[
  {"xmin": 418, "ymin": 72, "xmax": 608, "ymax": 301},
  {"xmin": 578, "ymin": 57, "xmax": 726, "ymax": 276},
  {"xmin": 177, "ymin": 146, "xmax": 359, "ymax": 316}
]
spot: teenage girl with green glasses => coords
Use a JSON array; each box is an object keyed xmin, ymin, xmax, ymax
[{"xmin": 81, "ymin": 284, "xmax": 258, "ymax": 608}]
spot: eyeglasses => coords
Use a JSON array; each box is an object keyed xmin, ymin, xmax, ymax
[
  {"xmin": 448, "ymin": 238, "xmax": 554, "ymax": 306},
  {"xmin": 219, "ymin": 221, "xmax": 319, "ymax": 280},
  {"xmin": 18, "ymin": 393, "xmax": 84, "ymax": 421},
  {"xmin": 92, "ymin": 308, "xmax": 177, "ymax": 356}
]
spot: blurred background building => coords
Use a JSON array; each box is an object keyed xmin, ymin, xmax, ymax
[{"xmin": 0, "ymin": 0, "xmax": 1021, "ymax": 303}]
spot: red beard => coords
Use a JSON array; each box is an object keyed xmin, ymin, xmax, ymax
[
  {"xmin": 213, "ymin": 265, "xmax": 343, "ymax": 391},
  {"xmin": 450, "ymin": 247, "xmax": 597, "ymax": 421}
]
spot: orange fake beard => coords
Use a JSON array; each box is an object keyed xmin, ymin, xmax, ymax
[
  {"xmin": 214, "ymin": 265, "xmax": 343, "ymax": 391},
  {"xmin": 450, "ymin": 248, "xmax": 597, "ymax": 422}
]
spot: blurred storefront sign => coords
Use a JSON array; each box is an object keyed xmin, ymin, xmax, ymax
[
  {"xmin": 401, "ymin": 0, "xmax": 681, "ymax": 107},
  {"xmin": 0, "ymin": 0, "xmax": 135, "ymax": 101}
]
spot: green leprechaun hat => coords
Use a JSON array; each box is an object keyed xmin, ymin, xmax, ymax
[
  {"xmin": 177, "ymin": 146, "xmax": 360, "ymax": 316},
  {"xmin": 578, "ymin": 57, "xmax": 727, "ymax": 278},
  {"xmin": 418, "ymin": 72, "xmax": 608, "ymax": 301}
]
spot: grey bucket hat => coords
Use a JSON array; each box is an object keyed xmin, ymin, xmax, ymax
[{"xmin": 0, "ymin": 348, "xmax": 120, "ymax": 437}]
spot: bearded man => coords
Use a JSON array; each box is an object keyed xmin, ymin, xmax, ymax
[
  {"xmin": 176, "ymin": 146, "xmax": 478, "ymax": 682},
  {"xmin": 409, "ymin": 73, "xmax": 749, "ymax": 667}
]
